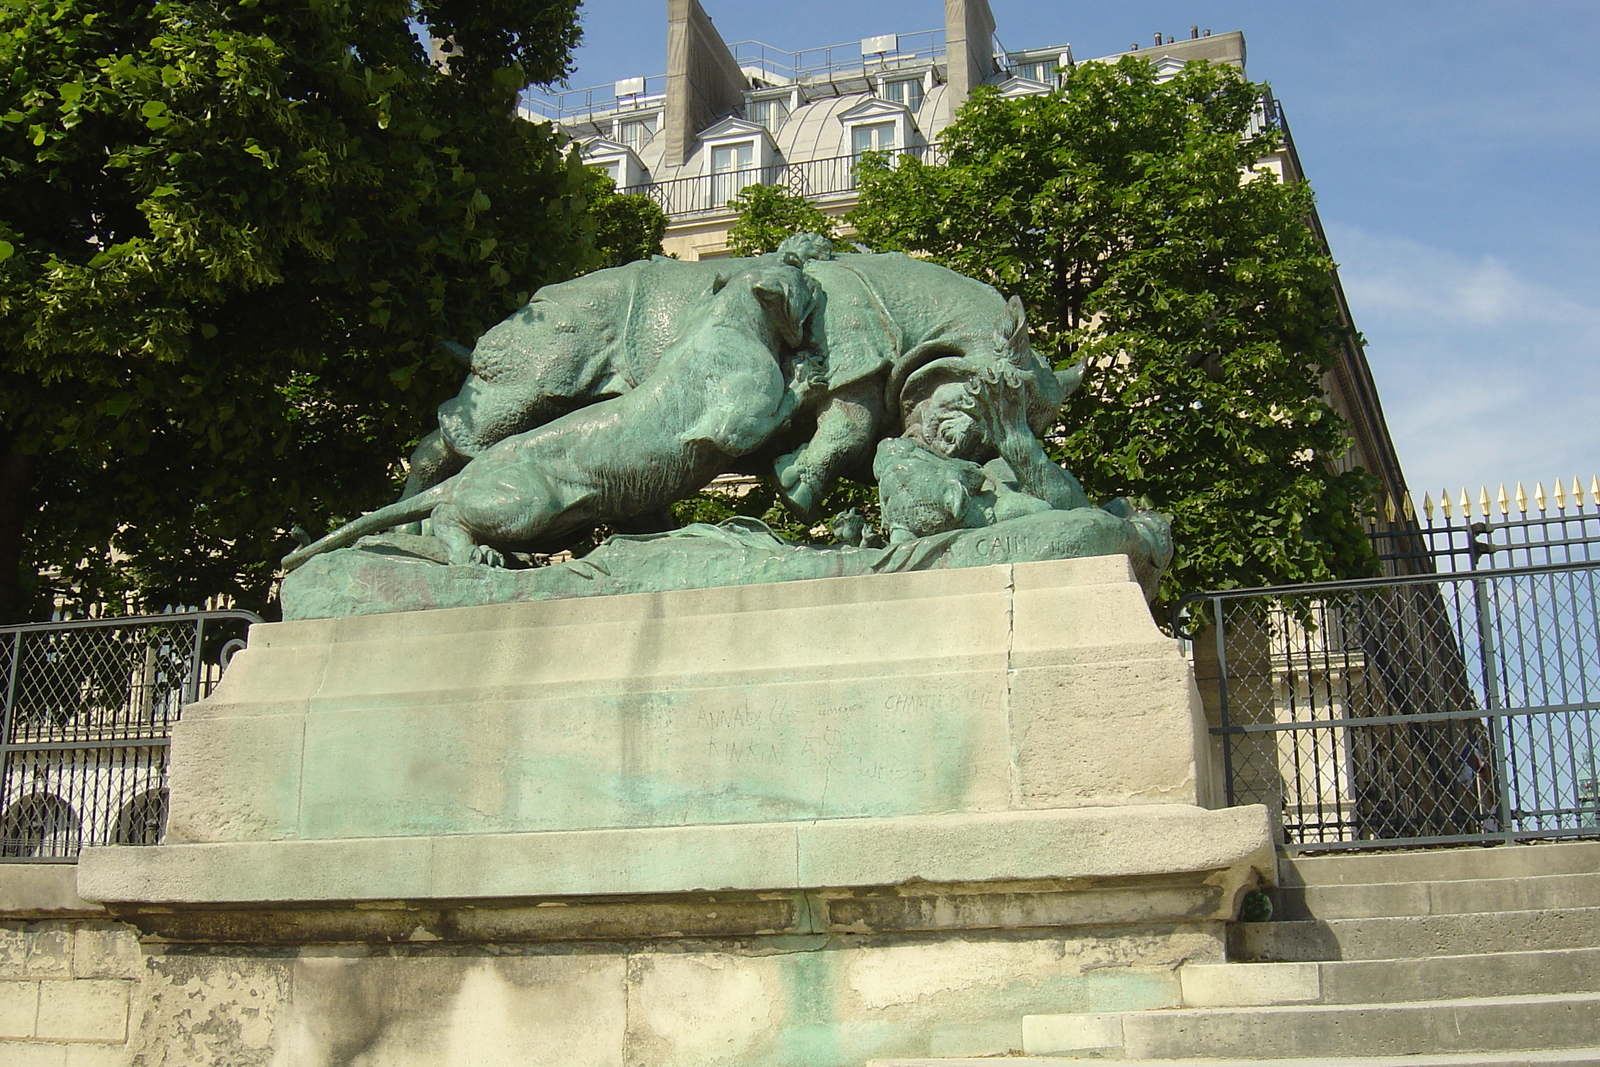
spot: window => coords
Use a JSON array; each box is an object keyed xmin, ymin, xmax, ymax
[
  {"xmin": 619, "ymin": 115, "xmax": 658, "ymax": 153},
  {"xmin": 748, "ymin": 98, "xmax": 790, "ymax": 134},
  {"xmin": 710, "ymin": 140, "xmax": 756, "ymax": 205},
  {"xmin": 1, "ymin": 794, "xmax": 78, "ymax": 858},
  {"xmin": 851, "ymin": 121, "xmax": 896, "ymax": 158},
  {"xmin": 597, "ymin": 160, "xmax": 621, "ymax": 185},
  {"xmin": 881, "ymin": 77, "xmax": 924, "ymax": 113}
]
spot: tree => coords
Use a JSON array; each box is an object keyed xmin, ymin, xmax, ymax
[
  {"xmin": 848, "ymin": 58, "xmax": 1377, "ymax": 609},
  {"xmin": 0, "ymin": 0, "xmax": 620, "ymax": 621},
  {"xmin": 725, "ymin": 184, "xmax": 839, "ymax": 256},
  {"xmin": 584, "ymin": 169, "xmax": 668, "ymax": 269}
]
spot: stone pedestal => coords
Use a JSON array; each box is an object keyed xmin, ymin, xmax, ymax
[{"xmin": 76, "ymin": 555, "xmax": 1273, "ymax": 1067}]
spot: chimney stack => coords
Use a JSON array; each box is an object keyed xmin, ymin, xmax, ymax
[
  {"xmin": 663, "ymin": 0, "xmax": 747, "ymax": 168},
  {"xmin": 944, "ymin": 0, "xmax": 998, "ymax": 120}
]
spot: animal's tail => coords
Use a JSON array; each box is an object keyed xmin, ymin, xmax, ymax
[{"xmin": 281, "ymin": 480, "xmax": 453, "ymax": 572}]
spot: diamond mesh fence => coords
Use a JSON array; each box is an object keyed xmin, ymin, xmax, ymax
[
  {"xmin": 1178, "ymin": 561, "xmax": 1600, "ymax": 848},
  {"xmin": 0, "ymin": 610, "xmax": 259, "ymax": 860}
]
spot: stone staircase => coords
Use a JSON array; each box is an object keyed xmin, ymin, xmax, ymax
[{"xmin": 872, "ymin": 840, "xmax": 1600, "ymax": 1067}]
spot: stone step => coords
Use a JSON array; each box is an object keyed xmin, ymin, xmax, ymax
[
  {"xmin": 1020, "ymin": 991, "xmax": 1600, "ymax": 1059},
  {"xmin": 1229, "ymin": 907, "xmax": 1600, "ymax": 962},
  {"xmin": 1273, "ymin": 871, "xmax": 1600, "ymax": 920},
  {"xmin": 1180, "ymin": 947, "xmax": 1600, "ymax": 1007},
  {"xmin": 1280, "ymin": 841, "xmax": 1600, "ymax": 889},
  {"xmin": 870, "ymin": 1050, "xmax": 1600, "ymax": 1067}
]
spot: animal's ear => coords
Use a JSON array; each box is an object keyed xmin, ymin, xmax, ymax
[
  {"xmin": 1056, "ymin": 362, "xmax": 1083, "ymax": 398},
  {"xmin": 995, "ymin": 296, "xmax": 1029, "ymax": 359},
  {"xmin": 754, "ymin": 273, "xmax": 814, "ymax": 348}
]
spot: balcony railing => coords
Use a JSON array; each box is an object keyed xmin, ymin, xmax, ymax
[{"xmin": 624, "ymin": 145, "xmax": 948, "ymax": 219}]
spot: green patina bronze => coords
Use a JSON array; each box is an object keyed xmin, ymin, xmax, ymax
[{"xmin": 281, "ymin": 234, "xmax": 1171, "ymax": 616}]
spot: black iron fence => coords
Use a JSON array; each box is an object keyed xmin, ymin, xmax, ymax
[
  {"xmin": 0, "ymin": 610, "xmax": 259, "ymax": 860},
  {"xmin": 1176, "ymin": 561, "xmax": 1600, "ymax": 850}
]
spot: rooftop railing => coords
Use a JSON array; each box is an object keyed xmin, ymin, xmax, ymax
[{"xmin": 519, "ymin": 29, "xmax": 945, "ymax": 126}]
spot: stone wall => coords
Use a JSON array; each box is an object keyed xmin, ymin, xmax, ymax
[
  {"xmin": 0, "ymin": 866, "xmax": 139, "ymax": 1066},
  {"xmin": 3, "ymin": 863, "xmax": 1241, "ymax": 1067}
]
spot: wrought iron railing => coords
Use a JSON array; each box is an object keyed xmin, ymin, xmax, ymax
[
  {"xmin": 1370, "ymin": 478, "xmax": 1600, "ymax": 573},
  {"xmin": 1176, "ymin": 562, "xmax": 1600, "ymax": 850},
  {"xmin": 623, "ymin": 145, "xmax": 949, "ymax": 219},
  {"xmin": 0, "ymin": 609, "xmax": 260, "ymax": 861}
]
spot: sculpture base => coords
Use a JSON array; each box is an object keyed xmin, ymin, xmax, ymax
[
  {"xmin": 74, "ymin": 555, "xmax": 1273, "ymax": 1067},
  {"xmin": 279, "ymin": 508, "xmax": 1171, "ymax": 621}
]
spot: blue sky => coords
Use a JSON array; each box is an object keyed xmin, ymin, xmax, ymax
[{"xmin": 560, "ymin": 1, "xmax": 1599, "ymax": 506}]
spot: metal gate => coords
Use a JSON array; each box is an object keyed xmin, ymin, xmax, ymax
[
  {"xmin": 1175, "ymin": 562, "xmax": 1600, "ymax": 849},
  {"xmin": 0, "ymin": 610, "xmax": 259, "ymax": 860}
]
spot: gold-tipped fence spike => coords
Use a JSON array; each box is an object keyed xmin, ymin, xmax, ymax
[
  {"xmin": 1402, "ymin": 493, "xmax": 1416, "ymax": 521},
  {"xmin": 1554, "ymin": 480, "xmax": 1566, "ymax": 511},
  {"xmin": 1383, "ymin": 494, "xmax": 1396, "ymax": 523},
  {"xmin": 1576, "ymin": 476, "xmax": 1587, "ymax": 507},
  {"xmin": 1497, "ymin": 484, "xmax": 1509, "ymax": 516},
  {"xmin": 1460, "ymin": 488, "xmax": 1473, "ymax": 518},
  {"xmin": 1422, "ymin": 492, "xmax": 1435, "ymax": 521},
  {"xmin": 1535, "ymin": 482, "xmax": 1547, "ymax": 513},
  {"xmin": 1516, "ymin": 482, "xmax": 1527, "ymax": 515},
  {"xmin": 1440, "ymin": 491, "xmax": 1453, "ymax": 520},
  {"xmin": 1591, "ymin": 475, "xmax": 1600, "ymax": 506},
  {"xmin": 1479, "ymin": 486, "xmax": 1492, "ymax": 517}
]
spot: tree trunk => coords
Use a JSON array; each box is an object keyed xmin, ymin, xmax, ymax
[{"xmin": 0, "ymin": 433, "xmax": 36, "ymax": 623}]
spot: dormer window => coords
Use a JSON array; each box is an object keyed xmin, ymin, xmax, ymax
[
  {"xmin": 582, "ymin": 137, "xmax": 646, "ymax": 189},
  {"xmin": 697, "ymin": 116, "xmax": 779, "ymax": 211},
  {"xmin": 880, "ymin": 76, "xmax": 924, "ymax": 113},
  {"xmin": 748, "ymin": 97, "xmax": 790, "ymax": 134},
  {"xmin": 710, "ymin": 140, "xmax": 756, "ymax": 203},
  {"xmin": 851, "ymin": 122, "xmax": 896, "ymax": 158},
  {"xmin": 839, "ymin": 97, "xmax": 915, "ymax": 166},
  {"xmin": 618, "ymin": 114, "xmax": 659, "ymax": 153}
]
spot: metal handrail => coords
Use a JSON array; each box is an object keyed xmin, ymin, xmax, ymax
[{"xmin": 1, "ymin": 609, "xmax": 261, "ymax": 860}]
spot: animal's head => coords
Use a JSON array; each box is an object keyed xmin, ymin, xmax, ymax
[
  {"xmin": 896, "ymin": 296, "xmax": 1081, "ymax": 443},
  {"xmin": 751, "ymin": 265, "xmax": 820, "ymax": 350}
]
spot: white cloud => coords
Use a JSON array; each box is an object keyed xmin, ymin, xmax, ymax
[{"xmin": 1325, "ymin": 223, "xmax": 1600, "ymax": 504}]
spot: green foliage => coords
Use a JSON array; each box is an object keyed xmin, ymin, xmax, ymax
[
  {"xmin": 582, "ymin": 168, "xmax": 667, "ymax": 269},
  {"xmin": 0, "ymin": 0, "xmax": 606, "ymax": 620},
  {"xmin": 850, "ymin": 58, "xmax": 1377, "ymax": 610},
  {"xmin": 726, "ymin": 184, "xmax": 839, "ymax": 256}
]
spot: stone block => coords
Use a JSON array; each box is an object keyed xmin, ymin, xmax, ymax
[
  {"xmin": 1009, "ymin": 657, "xmax": 1206, "ymax": 808},
  {"xmin": 0, "ymin": 866, "xmax": 103, "ymax": 918},
  {"xmin": 1180, "ymin": 961, "xmax": 1321, "ymax": 1007},
  {"xmin": 128, "ymin": 955, "xmax": 291, "ymax": 1067},
  {"xmin": 1021, "ymin": 1011, "xmax": 1124, "ymax": 1054},
  {"xmin": 81, "ymin": 805, "xmax": 1275, "ymax": 908},
  {"xmin": 164, "ymin": 710, "xmax": 306, "ymax": 843},
  {"xmin": 0, "ymin": 978, "xmax": 40, "ymax": 1038},
  {"xmin": 280, "ymin": 954, "xmax": 627, "ymax": 1067},
  {"xmin": 71, "ymin": 926, "xmax": 143, "ymax": 980},
  {"xmin": 428, "ymin": 821, "xmax": 804, "ymax": 899},
  {"xmin": 0, "ymin": 926, "xmax": 27, "ymax": 973},
  {"xmin": 35, "ymin": 979, "xmax": 129, "ymax": 1042},
  {"xmin": 63, "ymin": 1044, "xmax": 131, "ymax": 1067},
  {"xmin": 0, "ymin": 1041, "xmax": 67, "ymax": 1067},
  {"xmin": 20, "ymin": 926, "xmax": 73, "ymax": 980}
]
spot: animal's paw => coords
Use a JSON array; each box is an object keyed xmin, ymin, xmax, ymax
[{"xmin": 468, "ymin": 544, "xmax": 506, "ymax": 568}]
